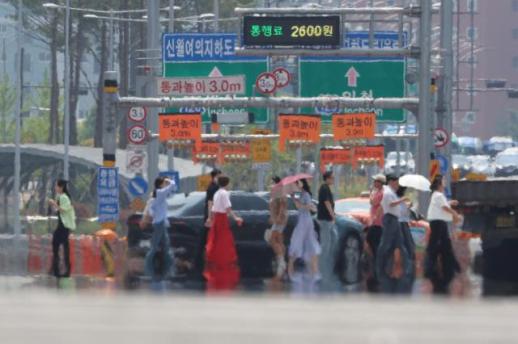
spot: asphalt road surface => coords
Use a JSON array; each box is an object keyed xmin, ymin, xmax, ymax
[{"xmin": 0, "ymin": 291, "xmax": 517, "ymax": 344}]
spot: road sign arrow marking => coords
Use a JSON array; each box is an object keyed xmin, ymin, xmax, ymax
[
  {"xmin": 345, "ymin": 67, "xmax": 360, "ymax": 88},
  {"xmin": 208, "ymin": 67, "xmax": 223, "ymax": 78}
]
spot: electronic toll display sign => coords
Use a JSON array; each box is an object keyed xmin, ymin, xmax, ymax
[{"xmin": 242, "ymin": 16, "xmax": 341, "ymax": 48}]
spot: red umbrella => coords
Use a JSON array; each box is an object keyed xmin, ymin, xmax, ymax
[{"xmin": 271, "ymin": 173, "xmax": 313, "ymax": 198}]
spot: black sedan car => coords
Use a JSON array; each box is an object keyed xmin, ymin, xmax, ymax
[{"xmin": 125, "ymin": 191, "xmax": 364, "ymax": 284}]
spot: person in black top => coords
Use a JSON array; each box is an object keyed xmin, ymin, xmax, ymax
[
  {"xmin": 317, "ymin": 171, "xmax": 337, "ymax": 278},
  {"xmin": 196, "ymin": 168, "xmax": 222, "ymax": 273},
  {"xmin": 204, "ymin": 169, "xmax": 222, "ymax": 225}
]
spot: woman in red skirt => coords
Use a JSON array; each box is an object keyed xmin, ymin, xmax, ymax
[{"xmin": 204, "ymin": 175, "xmax": 243, "ymax": 286}]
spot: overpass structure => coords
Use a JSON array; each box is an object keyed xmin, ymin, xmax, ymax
[{"xmin": 0, "ymin": 144, "xmax": 205, "ymax": 232}]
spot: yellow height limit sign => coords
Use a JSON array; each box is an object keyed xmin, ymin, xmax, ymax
[{"xmin": 251, "ymin": 129, "xmax": 272, "ymax": 163}]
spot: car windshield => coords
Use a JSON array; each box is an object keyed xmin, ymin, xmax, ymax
[
  {"xmin": 335, "ymin": 199, "xmax": 370, "ymax": 213},
  {"xmin": 495, "ymin": 154, "xmax": 518, "ymax": 166}
]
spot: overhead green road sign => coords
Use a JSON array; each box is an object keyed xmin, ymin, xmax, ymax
[
  {"xmin": 299, "ymin": 31, "xmax": 406, "ymax": 123},
  {"xmin": 162, "ymin": 33, "xmax": 268, "ymax": 124}
]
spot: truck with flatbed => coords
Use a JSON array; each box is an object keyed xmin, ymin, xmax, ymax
[{"xmin": 452, "ymin": 178, "xmax": 518, "ymax": 292}]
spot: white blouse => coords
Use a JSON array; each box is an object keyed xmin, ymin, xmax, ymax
[
  {"xmin": 212, "ymin": 189, "xmax": 231, "ymax": 213},
  {"xmin": 427, "ymin": 191, "xmax": 453, "ymax": 222}
]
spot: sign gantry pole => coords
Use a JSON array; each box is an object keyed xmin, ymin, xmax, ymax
[
  {"xmin": 417, "ymin": 0, "xmax": 433, "ymax": 214},
  {"xmin": 146, "ymin": 0, "xmax": 160, "ymax": 188}
]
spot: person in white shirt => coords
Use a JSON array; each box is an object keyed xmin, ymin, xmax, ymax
[
  {"xmin": 425, "ymin": 174, "xmax": 461, "ymax": 294},
  {"xmin": 205, "ymin": 175, "xmax": 243, "ymax": 274},
  {"xmin": 144, "ymin": 177, "xmax": 176, "ymax": 280},
  {"xmin": 377, "ymin": 174, "xmax": 411, "ymax": 293}
]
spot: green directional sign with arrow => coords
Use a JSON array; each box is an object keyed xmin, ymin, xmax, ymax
[
  {"xmin": 299, "ymin": 60, "xmax": 405, "ymax": 123},
  {"xmin": 299, "ymin": 31, "xmax": 407, "ymax": 123},
  {"xmin": 162, "ymin": 33, "xmax": 268, "ymax": 124}
]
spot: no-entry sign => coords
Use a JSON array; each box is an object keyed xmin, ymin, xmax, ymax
[{"xmin": 434, "ymin": 128, "xmax": 449, "ymax": 148}]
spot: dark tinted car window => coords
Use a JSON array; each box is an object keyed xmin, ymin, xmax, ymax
[
  {"xmin": 230, "ymin": 193, "xmax": 269, "ymax": 211},
  {"xmin": 168, "ymin": 193, "xmax": 205, "ymax": 217}
]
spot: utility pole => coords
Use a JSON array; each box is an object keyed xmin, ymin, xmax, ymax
[
  {"xmin": 167, "ymin": 0, "xmax": 175, "ymax": 172},
  {"xmin": 13, "ymin": 0, "xmax": 22, "ymax": 272},
  {"xmin": 417, "ymin": 0, "xmax": 432, "ymax": 214},
  {"xmin": 437, "ymin": 0, "xmax": 454, "ymax": 188},
  {"xmin": 146, "ymin": 0, "xmax": 160, "ymax": 187},
  {"xmin": 64, "ymin": 0, "xmax": 70, "ymax": 180},
  {"xmin": 108, "ymin": 10, "xmax": 115, "ymax": 70}
]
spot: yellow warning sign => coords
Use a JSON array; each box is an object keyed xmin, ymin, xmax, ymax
[{"xmin": 251, "ymin": 129, "xmax": 272, "ymax": 163}]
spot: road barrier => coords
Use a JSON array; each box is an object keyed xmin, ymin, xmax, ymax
[{"xmin": 1, "ymin": 233, "xmax": 127, "ymax": 278}]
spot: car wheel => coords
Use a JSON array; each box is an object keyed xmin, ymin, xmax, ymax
[{"xmin": 338, "ymin": 234, "xmax": 362, "ymax": 284}]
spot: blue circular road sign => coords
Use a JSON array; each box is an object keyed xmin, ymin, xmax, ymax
[{"xmin": 128, "ymin": 176, "xmax": 148, "ymax": 197}]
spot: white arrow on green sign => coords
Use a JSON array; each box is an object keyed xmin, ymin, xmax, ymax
[{"xmin": 299, "ymin": 31, "xmax": 407, "ymax": 123}]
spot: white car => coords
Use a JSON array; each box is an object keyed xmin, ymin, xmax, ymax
[
  {"xmin": 384, "ymin": 151, "xmax": 415, "ymax": 175},
  {"xmin": 468, "ymin": 155, "xmax": 495, "ymax": 176}
]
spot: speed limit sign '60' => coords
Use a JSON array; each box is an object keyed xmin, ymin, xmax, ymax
[{"xmin": 127, "ymin": 125, "xmax": 147, "ymax": 145}]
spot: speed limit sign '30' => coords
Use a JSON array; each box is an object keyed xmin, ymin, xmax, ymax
[
  {"xmin": 256, "ymin": 72, "xmax": 277, "ymax": 94},
  {"xmin": 127, "ymin": 125, "xmax": 147, "ymax": 145},
  {"xmin": 128, "ymin": 106, "xmax": 147, "ymax": 122}
]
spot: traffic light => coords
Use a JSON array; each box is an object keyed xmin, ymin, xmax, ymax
[{"xmin": 430, "ymin": 77, "xmax": 437, "ymax": 93}]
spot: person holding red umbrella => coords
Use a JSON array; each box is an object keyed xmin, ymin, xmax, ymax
[{"xmin": 288, "ymin": 178, "xmax": 321, "ymax": 279}]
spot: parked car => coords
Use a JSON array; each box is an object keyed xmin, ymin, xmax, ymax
[
  {"xmin": 405, "ymin": 124, "xmax": 417, "ymax": 135},
  {"xmin": 457, "ymin": 136, "xmax": 483, "ymax": 155},
  {"xmin": 384, "ymin": 151, "xmax": 416, "ymax": 175},
  {"xmin": 126, "ymin": 191, "xmax": 365, "ymax": 285},
  {"xmin": 334, "ymin": 196, "xmax": 431, "ymax": 278},
  {"xmin": 495, "ymin": 148, "xmax": 518, "ymax": 177},
  {"xmin": 487, "ymin": 137, "xmax": 514, "ymax": 157},
  {"xmin": 335, "ymin": 196, "xmax": 372, "ymax": 227},
  {"xmin": 382, "ymin": 124, "xmax": 399, "ymax": 136},
  {"xmin": 468, "ymin": 155, "xmax": 495, "ymax": 176}
]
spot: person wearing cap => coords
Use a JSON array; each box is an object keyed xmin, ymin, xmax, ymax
[
  {"xmin": 367, "ymin": 174, "xmax": 386, "ymax": 263},
  {"xmin": 268, "ymin": 176, "xmax": 288, "ymax": 278},
  {"xmin": 317, "ymin": 171, "xmax": 337, "ymax": 280},
  {"xmin": 377, "ymin": 174, "xmax": 411, "ymax": 293}
]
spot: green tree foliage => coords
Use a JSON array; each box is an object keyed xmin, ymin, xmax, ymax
[{"xmin": 0, "ymin": 74, "xmax": 16, "ymax": 143}]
